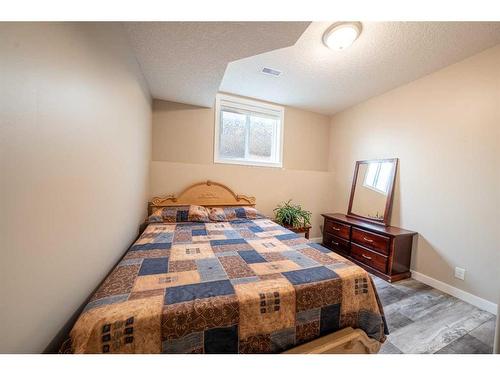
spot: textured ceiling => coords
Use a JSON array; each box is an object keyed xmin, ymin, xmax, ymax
[
  {"xmin": 220, "ymin": 22, "xmax": 500, "ymax": 114},
  {"xmin": 124, "ymin": 22, "xmax": 310, "ymax": 107}
]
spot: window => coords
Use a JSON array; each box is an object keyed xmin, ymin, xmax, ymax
[
  {"xmin": 214, "ymin": 94, "xmax": 284, "ymax": 168},
  {"xmin": 363, "ymin": 161, "xmax": 393, "ymax": 195}
]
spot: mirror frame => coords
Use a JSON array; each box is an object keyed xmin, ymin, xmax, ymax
[{"xmin": 347, "ymin": 158, "xmax": 398, "ymax": 226}]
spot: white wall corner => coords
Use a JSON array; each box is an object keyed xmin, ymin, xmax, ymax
[{"xmin": 411, "ymin": 270, "xmax": 498, "ymax": 315}]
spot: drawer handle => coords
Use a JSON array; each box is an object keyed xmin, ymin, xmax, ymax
[
  {"xmin": 363, "ymin": 236, "xmax": 374, "ymax": 243},
  {"xmin": 331, "ymin": 227, "xmax": 340, "ymax": 231},
  {"xmin": 331, "ymin": 240, "xmax": 339, "ymax": 246},
  {"xmin": 361, "ymin": 254, "xmax": 372, "ymax": 260}
]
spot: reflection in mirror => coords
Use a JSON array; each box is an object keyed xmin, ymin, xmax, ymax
[{"xmin": 349, "ymin": 159, "xmax": 397, "ymax": 224}]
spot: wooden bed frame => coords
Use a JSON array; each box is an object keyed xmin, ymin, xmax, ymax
[
  {"xmin": 149, "ymin": 180, "xmax": 382, "ymax": 354},
  {"xmin": 149, "ymin": 180, "xmax": 255, "ymax": 215}
]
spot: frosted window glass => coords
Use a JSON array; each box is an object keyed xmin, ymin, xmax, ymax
[
  {"xmin": 248, "ymin": 116, "xmax": 275, "ymax": 160},
  {"xmin": 364, "ymin": 163, "xmax": 378, "ymax": 187},
  {"xmin": 219, "ymin": 111, "xmax": 246, "ymax": 158},
  {"xmin": 375, "ymin": 162, "xmax": 393, "ymax": 193}
]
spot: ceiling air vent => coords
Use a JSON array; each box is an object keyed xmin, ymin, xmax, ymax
[{"xmin": 261, "ymin": 67, "xmax": 282, "ymax": 77}]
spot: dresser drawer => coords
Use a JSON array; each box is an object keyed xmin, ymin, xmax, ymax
[
  {"xmin": 352, "ymin": 227, "xmax": 390, "ymax": 255},
  {"xmin": 323, "ymin": 233, "xmax": 350, "ymax": 255},
  {"xmin": 351, "ymin": 243, "xmax": 388, "ymax": 273},
  {"xmin": 324, "ymin": 219, "xmax": 351, "ymax": 240}
]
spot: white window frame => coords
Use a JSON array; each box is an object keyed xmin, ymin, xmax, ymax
[{"xmin": 214, "ymin": 93, "xmax": 284, "ymax": 168}]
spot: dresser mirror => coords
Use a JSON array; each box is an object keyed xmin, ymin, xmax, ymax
[{"xmin": 347, "ymin": 158, "xmax": 398, "ymax": 226}]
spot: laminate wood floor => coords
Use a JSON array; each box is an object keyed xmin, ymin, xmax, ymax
[{"xmin": 372, "ymin": 275, "xmax": 496, "ymax": 354}]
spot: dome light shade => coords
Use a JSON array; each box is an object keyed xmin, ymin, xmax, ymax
[{"xmin": 323, "ymin": 22, "xmax": 362, "ymax": 51}]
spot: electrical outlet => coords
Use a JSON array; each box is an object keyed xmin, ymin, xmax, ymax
[{"xmin": 455, "ymin": 267, "xmax": 466, "ymax": 280}]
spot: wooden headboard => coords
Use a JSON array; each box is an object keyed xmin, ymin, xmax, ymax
[{"xmin": 148, "ymin": 180, "xmax": 256, "ymax": 215}]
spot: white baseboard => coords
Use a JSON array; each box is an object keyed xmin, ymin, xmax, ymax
[
  {"xmin": 411, "ymin": 270, "xmax": 497, "ymax": 315},
  {"xmin": 309, "ymin": 236, "xmax": 322, "ymax": 243}
]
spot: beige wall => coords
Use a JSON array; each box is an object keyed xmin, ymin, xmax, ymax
[
  {"xmin": 151, "ymin": 99, "xmax": 333, "ymax": 237},
  {"xmin": 0, "ymin": 23, "xmax": 152, "ymax": 353},
  {"xmin": 328, "ymin": 45, "xmax": 500, "ymax": 304},
  {"xmin": 153, "ymin": 99, "xmax": 330, "ymax": 171}
]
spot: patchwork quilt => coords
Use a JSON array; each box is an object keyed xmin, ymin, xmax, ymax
[{"xmin": 69, "ymin": 219, "xmax": 387, "ymax": 354}]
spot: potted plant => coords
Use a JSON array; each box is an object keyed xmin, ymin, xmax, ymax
[{"xmin": 273, "ymin": 200, "xmax": 312, "ymax": 229}]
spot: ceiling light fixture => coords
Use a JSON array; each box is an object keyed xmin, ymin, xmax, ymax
[{"xmin": 323, "ymin": 22, "xmax": 362, "ymax": 51}]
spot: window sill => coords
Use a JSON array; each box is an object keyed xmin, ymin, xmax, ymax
[{"xmin": 214, "ymin": 158, "xmax": 283, "ymax": 169}]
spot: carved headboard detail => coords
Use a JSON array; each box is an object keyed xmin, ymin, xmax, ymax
[{"xmin": 148, "ymin": 180, "xmax": 256, "ymax": 215}]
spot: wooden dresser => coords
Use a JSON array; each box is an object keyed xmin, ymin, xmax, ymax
[{"xmin": 321, "ymin": 213, "xmax": 417, "ymax": 282}]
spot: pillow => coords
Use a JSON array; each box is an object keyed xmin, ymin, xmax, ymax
[
  {"xmin": 234, "ymin": 206, "xmax": 264, "ymax": 220},
  {"xmin": 208, "ymin": 206, "xmax": 265, "ymax": 221},
  {"xmin": 147, "ymin": 205, "xmax": 209, "ymax": 223},
  {"xmin": 147, "ymin": 208, "xmax": 164, "ymax": 223},
  {"xmin": 187, "ymin": 205, "xmax": 210, "ymax": 222},
  {"xmin": 208, "ymin": 207, "xmax": 227, "ymax": 222},
  {"xmin": 147, "ymin": 206, "xmax": 189, "ymax": 223}
]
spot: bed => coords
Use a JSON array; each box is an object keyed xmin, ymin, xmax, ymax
[{"xmin": 67, "ymin": 181, "xmax": 387, "ymax": 354}]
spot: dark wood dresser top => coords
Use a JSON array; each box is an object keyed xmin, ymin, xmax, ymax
[{"xmin": 321, "ymin": 213, "xmax": 417, "ymax": 237}]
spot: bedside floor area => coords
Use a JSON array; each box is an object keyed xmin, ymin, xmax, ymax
[{"xmin": 372, "ymin": 275, "xmax": 496, "ymax": 354}]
